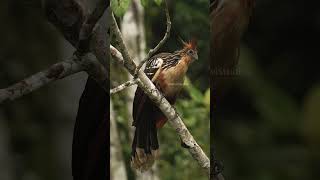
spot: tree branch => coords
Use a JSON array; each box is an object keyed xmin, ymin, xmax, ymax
[
  {"xmin": 76, "ymin": 53, "xmax": 109, "ymax": 92},
  {"xmin": 42, "ymin": 1, "xmax": 110, "ymax": 179},
  {"xmin": 0, "ymin": 52, "xmax": 109, "ymax": 104},
  {"xmin": 110, "ymin": 79, "xmax": 139, "ymax": 94},
  {"xmin": 45, "ymin": 0, "xmax": 110, "ymax": 75},
  {"xmin": 134, "ymin": 0, "xmax": 171, "ymax": 76},
  {"xmin": 110, "ymin": 14, "xmax": 136, "ymax": 73},
  {"xmin": 0, "ymin": 59, "xmax": 83, "ymax": 103},
  {"xmin": 77, "ymin": 0, "xmax": 109, "ymax": 55},
  {"xmin": 110, "ymin": 16, "xmax": 210, "ymax": 174},
  {"xmin": 110, "ymin": 45, "xmax": 124, "ymax": 64}
]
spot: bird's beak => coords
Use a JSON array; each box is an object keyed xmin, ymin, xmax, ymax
[{"xmin": 193, "ymin": 53, "xmax": 198, "ymax": 61}]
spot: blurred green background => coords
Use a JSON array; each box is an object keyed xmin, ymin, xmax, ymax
[{"xmin": 214, "ymin": 1, "xmax": 320, "ymax": 180}]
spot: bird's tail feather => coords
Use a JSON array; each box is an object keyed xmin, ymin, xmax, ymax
[{"xmin": 131, "ymin": 105, "xmax": 159, "ymax": 172}]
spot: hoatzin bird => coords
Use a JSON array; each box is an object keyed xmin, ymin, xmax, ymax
[{"xmin": 131, "ymin": 40, "xmax": 198, "ymax": 171}]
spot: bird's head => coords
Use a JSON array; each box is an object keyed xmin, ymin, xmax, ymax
[{"xmin": 180, "ymin": 38, "xmax": 198, "ymax": 62}]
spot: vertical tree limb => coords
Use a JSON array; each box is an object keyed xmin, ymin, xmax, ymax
[
  {"xmin": 120, "ymin": 1, "xmax": 160, "ymax": 179},
  {"xmin": 110, "ymin": 100, "xmax": 128, "ymax": 180}
]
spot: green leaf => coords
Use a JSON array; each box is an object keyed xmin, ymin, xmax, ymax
[
  {"xmin": 302, "ymin": 85, "xmax": 320, "ymax": 147},
  {"xmin": 111, "ymin": 0, "xmax": 130, "ymax": 17},
  {"xmin": 184, "ymin": 78, "xmax": 203, "ymax": 103},
  {"xmin": 203, "ymin": 88, "xmax": 210, "ymax": 107},
  {"xmin": 154, "ymin": 0, "xmax": 163, "ymax": 6},
  {"xmin": 141, "ymin": 0, "xmax": 149, "ymax": 7}
]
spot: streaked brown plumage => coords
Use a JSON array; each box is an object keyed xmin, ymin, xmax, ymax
[{"xmin": 131, "ymin": 40, "xmax": 198, "ymax": 172}]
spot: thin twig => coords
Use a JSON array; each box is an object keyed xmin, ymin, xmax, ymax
[
  {"xmin": 110, "ymin": 79, "xmax": 139, "ymax": 94},
  {"xmin": 134, "ymin": 0, "xmax": 171, "ymax": 76},
  {"xmin": 0, "ymin": 60, "xmax": 83, "ymax": 104}
]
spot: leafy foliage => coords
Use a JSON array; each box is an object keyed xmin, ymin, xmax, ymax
[
  {"xmin": 154, "ymin": 0, "xmax": 162, "ymax": 6},
  {"xmin": 111, "ymin": 0, "xmax": 131, "ymax": 17},
  {"xmin": 157, "ymin": 79, "xmax": 210, "ymax": 180},
  {"xmin": 141, "ymin": 0, "xmax": 162, "ymax": 7}
]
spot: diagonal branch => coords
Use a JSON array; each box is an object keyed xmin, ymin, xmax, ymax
[
  {"xmin": 110, "ymin": 12, "xmax": 210, "ymax": 173},
  {"xmin": 0, "ymin": 53, "xmax": 108, "ymax": 104},
  {"xmin": 0, "ymin": 59, "xmax": 83, "ymax": 103},
  {"xmin": 111, "ymin": 14, "xmax": 136, "ymax": 73},
  {"xmin": 110, "ymin": 45, "xmax": 124, "ymax": 64},
  {"xmin": 134, "ymin": 0, "xmax": 171, "ymax": 76}
]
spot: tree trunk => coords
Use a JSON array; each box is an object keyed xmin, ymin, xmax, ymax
[
  {"xmin": 121, "ymin": 1, "xmax": 159, "ymax": 179},
  {"xmin": 110, "ymin": 100, "xmax": 128, "ymax": 180}
]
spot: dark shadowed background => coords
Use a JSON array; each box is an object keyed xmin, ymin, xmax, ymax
[
  {"xmin": 0, "ymin": 0, "xmax": 101, "ymax": 180},
  {"xmin": 214, "ymin": 1, "xmax": 320, "ymax": 180}
]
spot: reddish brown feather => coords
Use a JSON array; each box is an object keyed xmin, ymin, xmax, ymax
[
  {"xmin": 156, "ymin": 118, "xmax": 167, "ymax": 129},
  {"xmin": 180, "ymin": 38, "xmax": 197, "ymax": 51}
]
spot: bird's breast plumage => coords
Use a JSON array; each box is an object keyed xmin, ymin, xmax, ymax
[{"xmin": 157, "ymin": 56, "xmax": 190, "ymax": 97}]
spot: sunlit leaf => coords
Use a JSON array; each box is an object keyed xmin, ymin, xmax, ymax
[
  {"xmin": 203, "ymin": 88, "xmax": 210, "ymax": 107},
  {"xmin": 141, "ymin": 0, "xmax": 149, "ymax": 7},
  {"xmin": 154, "ymin": 0, "xmax": 163, "ymax": 6},
  {"xmin": 111, "ymin": 0, "xmax": 130, "ymax": 17},
  {"xmin": 184, "ymin": 78, "xmax": 203, "ymax": 103},
  {"xmin": 302, "ymin": 85, "xmax": 320, "ymax": 147}
]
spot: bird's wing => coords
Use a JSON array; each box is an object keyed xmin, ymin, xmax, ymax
[
  {"xmin": 133, "ymin": 52, "xmax": 182, "ymax": 125},
  {"xmin": 144, "ymin": 53, "xmax": 171, "ymax": 79},
  {"xmin": 131, "ymin": 52, "xmax": 183, "ymax": 170},
  {"xmin": 144, "ymin": 52, "xmax": 181, "ymax": 79},
  {"xmin": 133, "ymin": 53, "xmax": 169, "ymax": 125}
]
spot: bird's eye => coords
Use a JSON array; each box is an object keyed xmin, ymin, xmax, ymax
[{"xmin": 187, "ymin": 49, "xmax": 194, "ymax": 54}]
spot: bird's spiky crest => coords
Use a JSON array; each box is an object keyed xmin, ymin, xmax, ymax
[{"xmin": 179, "ymin": 37, "xmax": 197, "ymax": 51}]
